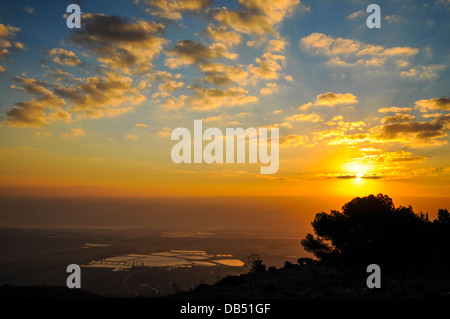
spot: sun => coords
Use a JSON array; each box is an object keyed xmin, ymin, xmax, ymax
[{"xmin": 356, "ymin": 173, "xmax": 363, "ymax": 180}]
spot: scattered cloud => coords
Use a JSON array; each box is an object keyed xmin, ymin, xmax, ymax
[
  {"xmin": 373, "ymin": 115, "xmax": 450, "ymax": 146},
  {"xmin": 378, "ymin": 107, "xmax": 412, "ymax": 113},
  {"xmin": 23, "ymin": 6, "xmax": 35, "ymax": 15},
  {"xmin": 165, "ymin": 40, "xmax": 237, "ymax": 69},
  {"xmin": 62, "ymin": 127, "xmax": 85, "ymax": 137},
  {"xmin": 213, "ymin": 0, "xmax": 303, "ymax": 37},
  {"xmin": 135, "ymin": 0, "xmax": 212, "ymax": 20},
  {"xmin": 298, "ymin": 92, "xmax": 358, "ymax": 111},
  {"xmin": 400, "ymin": 64, "xmax": 446, "ymax": 80},
  {"xmin": 260, "ymin": 82, "xmax": 279, "ymax": 95},
  {"xmin": 380, "ymin": 113, "xmax": 416, "ymax": 124},
  {"xmin": 124, "ymin": 133, "xmax": 137, "ymax": 140},
  {"xmin": 157, "ymin": 126, "xmax": 172, "ymax": 137},
  {"xmin": 187, "ymin": 86, "xmax": 258, "ymax": 111},
  {"xmin": 70, "ymin": 13, "xmax": 166, "ymax": 74},
  {"xmin": 346, "ymin": 10, "xmax": 364, "ymax": 20},
  {"xmin": 299, "ymin": 33, "xmax": 420, "ymax": 74},
  {"xmin": 54, "ymin": 71, "xmax": 145, "ymax": 119},
  {"xmin": 204, "ymin": 25, "xmax": 241, "ymax": 48},
  {"xmin": 279, "ymin": 134, "xmax": 309, "ymax": 147},
  {"xmin": 315, "ymin": 92, "xmax": 358, "ymax": 107},
  {"xmin": 6, "ymin": 76, "xmax": 67, "ymax": 127},
  {"xmin": 384, "ymin": 15, "xmax": 403, "ymax": 24},
  {"xmin": 415, "ymin": 97, "xmax": 450, "ymax": 112},
  {"xmin": 48, "ymin": 48, "xmax": 81, "ymax": 66},
  {"xmin": 0, "ymin": 23, "xmax": 26, "ymax": 71},
  {"xmin": 285, "ymin": 112, "xmax": 322, "ymax": 123},
  {"xmin": 199, "ymin": 63, "xmax": 249, "ymax": 86}
]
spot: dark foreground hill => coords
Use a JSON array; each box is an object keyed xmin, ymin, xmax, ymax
[
  {"xmin": 2, "ymin": 261, "xmax": 450, "ymax": 299},
  {"xmin": 0, "ymin": 284, "xmax": 104, "ymax": 299},
  {"xmin": 171, "ymin": 262, "xmax": 450, "ymax": 299}
]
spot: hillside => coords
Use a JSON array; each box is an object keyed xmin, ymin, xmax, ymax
[{"xmin": 171, "ymin": 261, "xmax": 450, "ymax": 299}]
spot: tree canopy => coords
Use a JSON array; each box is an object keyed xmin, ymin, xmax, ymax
[{"xmin": 301, "ymin": 194, "xmax": 450, "ymax": 267}]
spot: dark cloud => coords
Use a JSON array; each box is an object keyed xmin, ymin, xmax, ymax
[
  {"xmin": 380, "ymin": 113, "xmax": 415, "ymax": 123},
  {"xmin": 416, "ymin": 97, "xmax": 450, "ymax": 112},
  {"xmin": 71, "ymin": 14, "xmax": 164, "ymax": 43},
  {"xmin": 69, "ymin": 14, "xmax": 166, "ymax": 73},
  {"xmin": 376, "ymin": 115, "xmax": 450, "ymax": 145},
  {"xmin": 165, "ymin": 40, "xmax": 237, "ymax": 68}
]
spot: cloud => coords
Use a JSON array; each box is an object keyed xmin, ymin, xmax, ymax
[
  {"xmin": 284, "ymin": 113, "xmax": 322, "ymax": 123},
  {"xmin": 311, "ymin": 110, "xmax": 450, "ymax": 147},
  {"xmin": 315, "ymin": 92, "xmax": 358, "ymax": 107},
  {"xmin": 327, "ymin": 119, "xmax": 367, "ymax": 131},
  {"xmin": 298, "ymin": 92, "xmax": 358, "ymax": 111},
  {"xmin": 249, "ymin": 52, "xmax": 286, "ymax": 80},
  {"xmin": 299, "ymin": 33, "xmax": 419, "ymax": 72},
  {"xmin": 157, "ymin": 127, "xmax": 172, "ymax": 138},
  {"xmin": 260, "ymin": 82, "xmax": 279, "ymax": 95},
  {"xmin": 380, "ymin": 113, "xmax": 416, "ymax": 124},
  {"xmin": 150, "ymin": 70, "xmax": 184, "ymax": 98},
  {"xmin": 213, "ymin": 0, "xmax": 303, "ymax": 37},
  {"xmin": 187, "ymin": 86, "xmax": 258, "ymax": 111},
  {"xmin": 346, "ymin": 10, "xmax": 364, "ymax": 20},
  {"xmin": 23, "ymin": 6, "xmax": 35, "ymax": 15},
  {"xmin": 124, "ymin": 134, "xmax": 137, "ymax": 140},
  {"xmin": 48, "ymin": 110, "xmax": 72, "ymax": 123},
  {"xmin": 48, "ymin": 48, "xmax": 81, "ymax": 66},
  {"xmin": 62, "ymin": 127, "xmax": 85, "ymax": 137},
  {"xmin": 203, "ymin": 115, "xmax": 224, "ymax": 122},
  {"xmin": 340, "ymin": 150, "xmax": 430, "ymax": 180},
  {"xmin": 6, "ymin": 100, "xmax": 49, "ymax": 127},
  {"xmin": 54, "ymin": 71, "xmax": 146, "ymax": 118},
  {"xmin": 422, "ymin": 113, "xmax": 445, "ymax": 119},
  {"xmin": 279, "ymin": 134, "xmax": 309, "ymax": 147},
  {"xmin": 159, "ymin": 95, "xmax": 188, "ymax": 110},
  {"xmin": 135, "ymin": 123, "xmax": 148, "ymax": 128},
  {"xmin": 415, "ymin": 97, "xmax": 450, "ymax": 112},
  {"xmin": 70, "ymin": 14, "xmax": 166, "ymax": 73},
  {"xmin": 265, "ymin": 39, "xmax": 288, "ymax": 52},
  {"xmin": 204, "ymin": 25, "xmax": 241, "ymax": 47},
  {"xmin": 135, "ymin": 0, "xmax": 212, "ymax": 20},
  {"xmin": 384, "ymin": 15, "xmax": 403, "ymax": 24},
  {"xmin": 378, "ymin": 107, "xmax": 412, "ymax": 113},
  {"xmin": 165, "ymin": 40, "xmax": 237, "ymax": 69},
  {"xmin": 199, "ymin": 62, "xmax": 249, "ymax": 86},
  {"xmin": 298, "ymin": 102, "xmax": 313, "ymax": 111},
  {"xmin": 213, "ymin": 8, "xmax": 275, "ymax": 37},
  {"xmin": 0, "ymin": 23, "xmax": 25, "ymax": 71},
  {"xmin": 400, "ymin": 64, "xmax": 446, "ymax": 80},
  {"xmin": 373, "ymin": 115, "xmax": 450, "ymax": 146},
  {"xmin": 346, "ymin": 151, "xmax": 427, "ymax": 177},
  {"xmin": 152, "ymin": 78, "xmax": 185, "ymax": 99},
  {"xmin": 5, "ymin": 76, "xmax": 67, "ymax": 127},
  {"xmin": 41, "ymin": 65, "xmax": 77, "ymax": 82},
  {"xmin": 326, "ymin": 132, "xmax": 374, "ymax": 145}
]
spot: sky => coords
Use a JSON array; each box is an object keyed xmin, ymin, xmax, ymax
[{"xmin": 0, "ymin": 0, "xmax": 449, "ymax": 198}]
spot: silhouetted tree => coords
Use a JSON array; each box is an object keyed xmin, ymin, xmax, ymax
[
  {"xmin": 436, "ymin": 208, "xmax": 450, "ymax": 224},
  {"xmin": 246, "ymin": 253, "xmax": 266, "ymax": 273},
  {"xmin": 301, "ymin": 194, "xmax": 449, "ymax": 267},
  {"xmin": 297, "ymin": 257, "xmax": 315, "ymax": 266},
  {"xmin": 283, "ymin": 261, "xmax": 295, "ymax": 269}
]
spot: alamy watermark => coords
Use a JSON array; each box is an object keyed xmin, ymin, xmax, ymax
[{"xmin": 171, "ymin": 120, "xmax": 279, "ymax": 174}]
